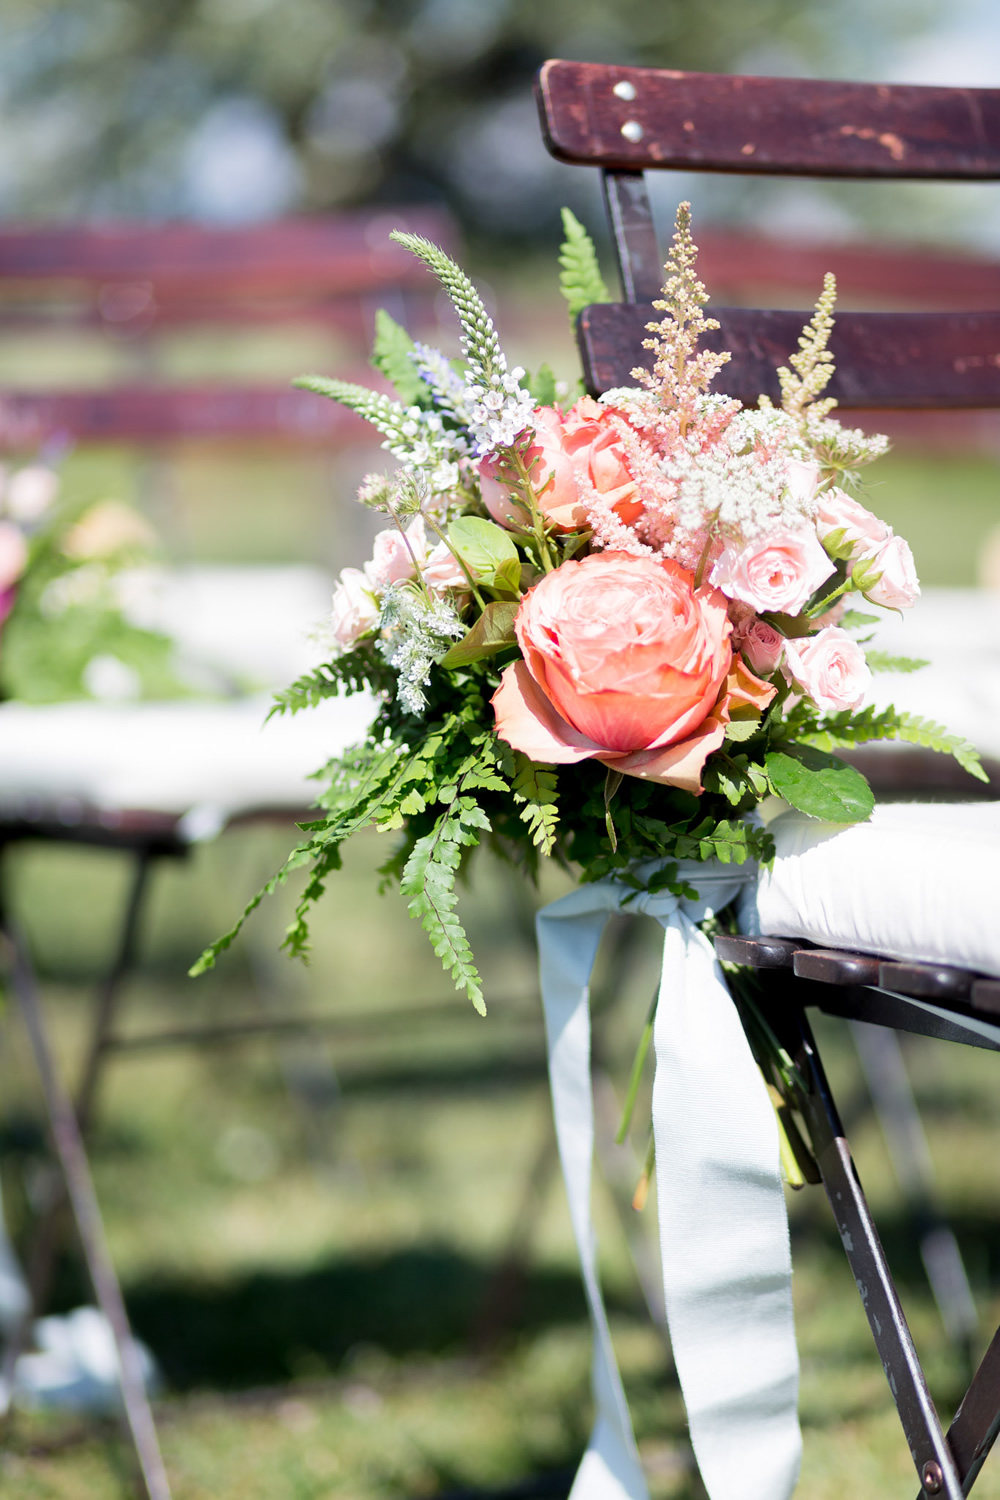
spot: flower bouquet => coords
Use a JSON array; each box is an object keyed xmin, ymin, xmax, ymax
[
  {"xmin": 194, "ymin": 202, "xmax": 982, "ymax": 998},
  {"xmin": 193, "ymin": 205, "xmax": 985, "ymax": 1500},
  {"xmin": 0, "ymin": 455, "xmax": 177, "ymax": 703}
]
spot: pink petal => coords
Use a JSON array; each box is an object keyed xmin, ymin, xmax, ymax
[{"xmin": 491, "ymin": 661, "xmax": 604, "ymax": 764}]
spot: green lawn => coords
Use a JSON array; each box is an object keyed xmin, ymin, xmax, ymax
[{"xmin": 1, "ymin": 829, "xmax": 999, "ymax": 1498}]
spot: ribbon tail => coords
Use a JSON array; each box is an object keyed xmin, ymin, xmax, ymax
[
  {"xmin": 536, "ymin": 901, "xmax": 650, "ymax": 1500},
  {"xmin": 651, "ymin": 918, "xmax": 801, "ymax": 1500}
]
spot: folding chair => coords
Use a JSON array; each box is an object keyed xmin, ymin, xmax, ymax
[
  {"xmin": 535, "ymin": 59, "xmax": 1000, "ymax": 1497},
  {"xmin": 0, "ymin": 207, "xmax": 455, "ymax": 1499}
]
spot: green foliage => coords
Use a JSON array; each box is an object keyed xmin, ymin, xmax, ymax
[
  {"xmin": 371, "ymin": 308, "xmax": 429, "ymax": 407},
  {"xmin": 864, "ymin": 650, "xmax": 929, "ymax": 674},
  {"xmin": 447, "ymin": 517, "xmax": 521, "ymax": 594},
  {"xmin": 524, "ymin": 363, "xmax": 559, "ymax": 406},
  {"xmin": 390, "ymin": 231, "xmax": 505, "ymax": 384},
  {"xmin": 292, "ymin": 375, "xmax": 410, "ymax": 442},
  {"xmin": 440, "ymin": 601, "xmax": 519, "ymax": 667},
  {"xmin": 765, "ymin": 745, "xmax": 874, "ymax": 822},
  {"xmin": 798, "ymin": 705, "xmax": 987, "ymax": 783},
  {"xmin": 558, "ymin": 208, "xmax": 610, "ymax": 322},
  {"xmin": 511, "ymin": 754, "xmax": 559, "ymax": 855},
  {"xmin": 268, "ymin": 648, "xmax": 395, "ymax": 720}
]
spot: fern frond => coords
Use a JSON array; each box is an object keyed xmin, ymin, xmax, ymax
[
  {"xmin": 800, "ymin": 705, "xmax": 987, "ymax": 782},
  {"xmin": 371, "ymin": 308, "xmax": 428, "ymax": 406},
  {"xmin": 558, "ymin": 208, "xmax": 610, "ymax": 322},
  {"xmin": 268, "ymin": 649, "xmax": 392, "ymax": 720},
  {"xmin": 864, "ymin": 651, "xmax": 929, "ymax": 675},
  {"xmin": 511, "ymin": 753, "xmax": 560, "ymax": 854},
  {"xmin": 401, "ymin": 795, "xmax": 491, "ymax": 1014}
]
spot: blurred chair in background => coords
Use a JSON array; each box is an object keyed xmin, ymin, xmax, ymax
[
  {"xmin": 0, "ymin": 205, "xmax": 456, "ymax": 1500},
  {"xmin": 536, "ymin": 58, "xmax": 1000, "ymax": 1499}
]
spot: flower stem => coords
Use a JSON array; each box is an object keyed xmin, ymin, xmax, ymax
[
  {"xmin": 616, "ymin": 988, "xmax": 658, "ymax": 1144},
  {"xmin": 632, "ymin": 1130, "xmax": 656, "ymax": 1212},
  {"xmin": 421, "ymin": 512, "xmax": 488, "ymax": 611}
]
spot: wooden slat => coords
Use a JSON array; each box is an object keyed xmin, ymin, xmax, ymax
[
  {"xmin": 579, "ymin": 303, "xmax": 1000, "ymax": 407},
  {"xmin": 0, "ymin": 384, "xmax": 370, "ymax": 444},
  {"xmin": 0, "ymin": 209, "xmax": 453, "ymax": 298},
  {"xmin": 537, "ymin": 61, "xmax": 1000, "ymax": 179}
]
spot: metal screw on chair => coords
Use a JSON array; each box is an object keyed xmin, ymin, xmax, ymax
[
  {"xmin": 921, "ymin": 1459, "xmax": 944, "ymax": 1494},
  {"xmin": 612, "ymin": 80, "xmax": 637, "ymax": 100},
  {"xmin": 620, "ymin": 120, "xmax": 644, "ymax": 142}
]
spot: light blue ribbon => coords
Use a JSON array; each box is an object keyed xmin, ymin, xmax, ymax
[{"xmin": 536, "ymin": 864, "xmax": 801, "ymax": 1500}]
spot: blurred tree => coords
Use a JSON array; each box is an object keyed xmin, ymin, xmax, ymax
[{"xmin": 0, "ymin": 0, "xmax": 956, "ymax": 246}]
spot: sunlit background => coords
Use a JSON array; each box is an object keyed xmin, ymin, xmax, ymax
[{"xmin": 0, "ymin": 4, "xmax": 999, "ymax": 1497}]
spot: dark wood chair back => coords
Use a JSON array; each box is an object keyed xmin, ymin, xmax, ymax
[{"xmin": 535, "ymin": 60, "xmax": 1000, "ymax": 409}]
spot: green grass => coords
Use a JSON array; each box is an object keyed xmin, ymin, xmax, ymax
[{"xmin": 1, "ymin": 830, "xmax": 1000, "ymax": 1498}]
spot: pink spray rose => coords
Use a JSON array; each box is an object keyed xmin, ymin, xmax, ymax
[
  {"xmin": 815, "ymin": 487, "xmax": 889, "ymax": 560},
  {"xmin": 480, "ymin": 397, "xmax": 641, "ymax": 533},
  {"xmin": 863, "ymin": 533, "xmax": 920, "ymax": 610},
  {"xmin": 0, "ymin": 521, "xmax": 28, "ymax": 592},
  {"xmin": 783, "ymin": 627, "xmax": 872, "ymax": 712},
  {"xmin": 368, "ymin": 525, "xmax": 419, "ymax": 589},
  {"xmin": 740, "ymin": 619, "xmax": 785, "ymax": 677},
  {"xmin": 330, "ymin": 567, "xmax": 379, "ymax": 648},
  {"xmin": 491, "ymin": 551, "xmax": 774, "ymax": 792},
  {"xmin": 710, "ymin": 526, "xmax": 835, "ymax": 616}
]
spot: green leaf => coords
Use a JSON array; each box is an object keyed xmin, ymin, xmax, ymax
[
  {"xmin": 439, "ymin": 601, "xmax": 520, "ymax": 666},
  {"xmin": 558, "ymin": 207, "xmax": 610, "ymax": 322},
  {"xmin": 724, "ymin": 716, "xmax": 761, "ymax": 743},
  {"xmin": 371, "ymin": 308, "xmax": 428, "ymax": 406},
  {"xmin": 839, "ymin": 610, "xmax": 880, "ymax": 629},
  {"xmin": 448, "ymin": 516, "xmax": 521, "ymax": 588},
  {"xmin": 864, "ymin": 651, "xmax": 929, "ymax": 674},
  {"xmin": 525, "ymin": 363, "xmax": 557, "ymax": 406},
  {"xmin": 765, "ymin": 745, "xmax": 874, "ymax": 823}
]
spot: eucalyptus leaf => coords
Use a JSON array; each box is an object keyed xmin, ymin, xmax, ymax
[
  {"xmin": 765, "ymin": 745, "xmax": 874, "ymax": 823},
  {"xmin": 439, "ymin": 600, "xmax": 520, "ymax": 666}
]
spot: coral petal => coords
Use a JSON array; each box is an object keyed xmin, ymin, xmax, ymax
[
  {"xmin": 492, "ymin": 661, "xmax": 602, "ymax": 764},
  {"xmin": 601, "ymin": 716, "xmax": 726, "ymax": 793}
]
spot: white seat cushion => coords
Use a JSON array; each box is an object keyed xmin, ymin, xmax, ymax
[
  {"xmin": 757, "ymin": 802, "xmax": 1000, "ymax": 978},
  {"xmin": 0, "ymin": 693, "xmax": 377, "ymax": 831}
]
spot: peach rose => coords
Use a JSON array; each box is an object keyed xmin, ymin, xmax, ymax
[
  {"xmin": 863, "ymin": 533, "xmax": 920, "ymax": 610},
  {"xmin": 710, "ymin": 526, "xmax": 835, "ymax": 616},
  {"xmin": 816, "ymin": 487, "xmax": 889, "ymax": 560},
  {"xmin": 492, "ymin": 551, "xmax": 760, "ymax": 793},
  {"xmin": 783, "ymin": 627, "xmax": 872, "ymax": 712},
  {"xmin": 480, "ymin": 398, "xmax": 641, "ymax": 533}
]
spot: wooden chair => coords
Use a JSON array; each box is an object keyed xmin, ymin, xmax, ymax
[
  {"xmin": 0, "ymin": 205, "xmax": 455, "ymax": 1500},
  {"xmin": 536, "ymin": 59, "xmax": 1000, "ymax": 1499}
]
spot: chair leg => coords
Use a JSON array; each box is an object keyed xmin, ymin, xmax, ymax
[
  {"xmin": 850, "ymin": 1020, "xmax": 979, "ymax": 1368},
  {"xmin": 0, "ymin": 846, "xmax": 156, "ymax": 1397},
  {"xmin": 776, "ymin": 1002, "xmax": 966, "ymax": 1500},
  {"xmin": 0, "ymin": 924, "xmax": 172, "ymax": 1500}
]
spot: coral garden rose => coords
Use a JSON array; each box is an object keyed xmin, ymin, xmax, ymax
[
  {"xmin": 815, "ymin": 487, "xmax": 890, "ymax": 561},
  {"xmin": 491, "ymin": 551, "xmax": 774, "ymax": 792},
  {"xmin": 480, "ymin": 397, "xmax": 641, "ymax": 533},
  {"xmin": 710, "ymin": 525, "xmax": 835, "ymax": 616},
  {"xmin": 783, "ymin": 627, "xmax": 872, "ymax": 712},
  {"xmin": 863, "ymin": 533, "xmax": 920, "ymax": 610}
]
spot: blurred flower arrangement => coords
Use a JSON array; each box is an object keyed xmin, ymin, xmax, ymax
[
  {"xmin": 0, "ymin": 453, "xmax": 177, "ymax": 703},
  {"xmin": 194, "ymin": 205, "xmax": 985, "ymax": 1008}
]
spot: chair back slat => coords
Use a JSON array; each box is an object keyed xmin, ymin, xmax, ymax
[
  {"xmin": 580, "ymin": 304, "xmax": 1000, "ymax": 408},
  {"xmin": 537, "ymin": 60, "xmax": 1000, "ymax": 179}
]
